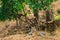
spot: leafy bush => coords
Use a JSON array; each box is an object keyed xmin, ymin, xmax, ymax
[
  {"xmin": 57, "ymin": 9, "xmax": 60, "ymax": 14},
  {"xmin": 54, "ymin": 15, "xmax": 60, "ymax": 21}
]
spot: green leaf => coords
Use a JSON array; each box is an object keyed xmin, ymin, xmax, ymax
[
  {"xmin": 57, "ymin": 9, "xmax": 60, "ymax": 14},
  {"xmin": 54, "ymin": 15, "xmax": 60, "ymax": 21}
]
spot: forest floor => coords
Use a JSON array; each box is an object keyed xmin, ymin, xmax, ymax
[
  {"xmin": 0, "ymin": 27, "xmax": 60, "ymax": 40},
  {"xmin": 0, "ymin": 19, "xmax": 60, "ymax": 40},
  {"xmin": 0, "ymin": 32, "xmax": 60, "ymax": 40}
]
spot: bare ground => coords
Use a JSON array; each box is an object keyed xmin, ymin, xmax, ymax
[{"xmin": 0, "ymin": 34, "xmax": 60, "ymax": 40}]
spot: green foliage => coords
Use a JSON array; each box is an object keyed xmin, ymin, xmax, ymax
[
  {"xmin": 0, "ymin": 0, "xmax": 12, "ymax": 20},
  {"xmin": 54, "ymin": 15, "xmax": 60, "ymax": 21},
  {"xmin": 0, "ymin": 0, "xmax": 57, "ymax": 21},
  {"xmin": 25, "ymin": 0, "xmax": 57, "ymax": 18},
  {"xmin": 27, "ymin": 0, "xmax": 39, "ymax": 9},
  {"xmin": 0, "ymin": 0, "xmax": 24, "ymax": 21},
  {"xmin": 26, "ymin": 0, "xmax": 57, "ymax": 10},
  {"xmin": 13, "ymin": 0, "xmax": 23, "ymax": 11},
  {"xmin": 25, "ymin": 11, "xmax": 30, "ymax": 16},
  {"xmin": 57, "ymin": 9, "xmax": 60, "ymax": 14}
]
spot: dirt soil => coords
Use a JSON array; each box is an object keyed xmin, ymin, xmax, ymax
[{"xmin": 0, "ymin": 34, "xmax": 60, "ymax": 40}]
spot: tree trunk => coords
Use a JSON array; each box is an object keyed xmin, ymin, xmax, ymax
[
  {"xmin": 45, "ymin": 10, "xmax": 56, "ymax": 34},
  {"xmin": 34, "ymin": 9, "xmax": 39, "ymax": 25}
]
